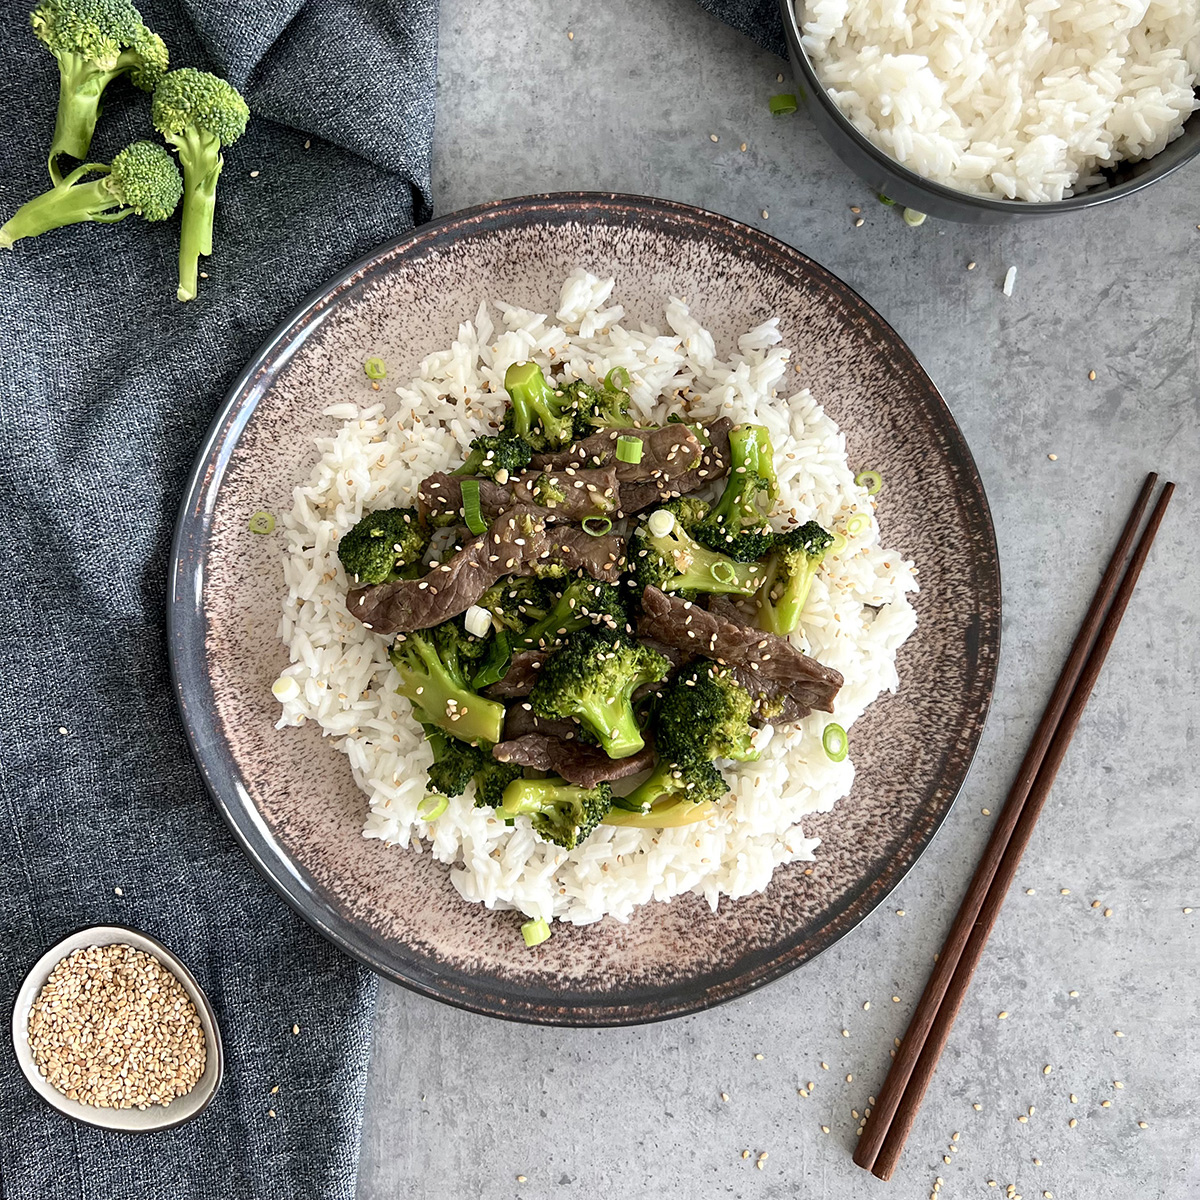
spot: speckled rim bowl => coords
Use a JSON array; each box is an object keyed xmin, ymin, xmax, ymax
[
  {"xmin": 168, "ymin": 192, "xmax": 1000, "ymax": 1026},
  {"xmin": 11, "ymin": 925, "xmax": 224, "ymax": 1131},
  {"xmin": 780, "ymin": 0, "xmax": 1200, "ymax": 223}
]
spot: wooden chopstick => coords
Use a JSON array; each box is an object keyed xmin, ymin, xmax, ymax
[
  {"xmin": 867, "ymin": 481, "xmax": 1173, "ymax": 1180},
  {"xmin": 854, "ymin": 472, "xmax": 1165, "ymax": 1178}
]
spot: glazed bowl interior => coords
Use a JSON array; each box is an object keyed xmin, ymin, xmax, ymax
[
  {"xmin": 779, "ymin": 0, "xmax": 1200, "ymax": 223},
  {"xmin": 11, "ymin": 925, "xmax": 223, "ymax": 1132}
]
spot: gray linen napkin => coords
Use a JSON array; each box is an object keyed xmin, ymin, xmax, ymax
[{"xmin": 0, "ymin": 2, "xmax": 436, "ymax": 1196}]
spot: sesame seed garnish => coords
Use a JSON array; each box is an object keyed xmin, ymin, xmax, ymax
[
  {"xmin": 1026, "ymin": 888, "xmax": 1036, "ymax": 895},
  {"xmin": 250, "ymin": 170, "xmax": 260, "ymax": 178},
  {"xmin": 846, "ymin": 1073, "xmax": 853, "ymax": 1082},
  {"xmin": 1043, "ymin": 1065, "xmax": 1052, "ymax": 1074},
  {"xmin": 292, "ymin": 1024, "xmax": 300, "ymax": 1035},
  {"xmin": 1104, "ymin": 907, "xmax": 1113, "ymax": 917},
  {"xmin": 1069, "ymin": 1118, "xmax": 1078, "ymax": 1127},
  {"xmin": 1069, "ymin": 990, "xmax": 1079, "ymax": 997},
  {"xmin": 842, "ymin": 1029, "xmax": 850, "ymax": 1037},
  {"xmin": 944, "ymin": 1155, "xmax": 952, "ymax": 1163},
  {"xmin": 855, "ymin": 218, "xmax": 864, "ymax": 227},
  {"xmin": 742, "ymin": 1149, "xmax": 751, "ymax": 1159},
  {"xmin": 114, "ymin": 887, "xmax": 123, "ymax": 896},
  {"xmin": 567, "ymin": 30, "xmax": 574, "ymax": 39},
  {"xmin": 1138, "ymin": 1120, "xmax": 1148, "ymax": 1128},
  {"xmin": 968, "ymin": 261, "xmax": 977, "ymax": 270},
  {"xmin": 973, "ymin": 1103, "xmax": 983, "ymax": 1111},
  {"xmin": 821, "ymin": 1125, "xmax": 830, "ymax": 1134},
  {"xmin": 1017, "ymin": 1115, "xmax": 1028, "ymax": 1123},
  {"xmin": 998, "ymin": 1011, "xmax": 1009, "ymax": 1019},
  {"xmin": 982, "ymin": 808, "xmax": 991, "ymax": 815},
  {"xmin": 1115, "ymin": 1030, "xmax": 1125, "ymax": 1037},
  {"xmin": 821, "ymin": 1062, "xmax": 829, "ymax": 1070},
  {"xmin": 754, "ymin": 1053, "xmax": 764, "ymax": 1061},
  {"xmin": 1061, "ymin": 888, "xmax": 1070, "ymax": 894},
  {"xmin": 762, "ymin": 209, "xmax": 769, "ymax": 219},
  {"xmin": 710, "ymin": 133, "xmax": 719, "ymax": 143},
  {"xmin": 896, "ymin": 909, "xmax": 905, "ymax": 916},
  {"xmin": 1048, "ymin": 453, "xmax": 1058, "ymax": 461}
]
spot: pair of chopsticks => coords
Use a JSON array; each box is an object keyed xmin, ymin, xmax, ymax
[{"xmin": 855, "ymin": 471, "xmax": 1174, "ymax": 1181}]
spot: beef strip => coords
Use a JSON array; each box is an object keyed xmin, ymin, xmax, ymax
[
  {"xmin": 502, "ymin": 705, "xmax": 579, "ymax": 741},
  {"xmin": 417, "ymin": 466, "xmax": 620, "ymax": 525},
  {"xmin": 531, "ymin": 425, "xmax": 701, "ymax": 485},
  {"xmin": 636, "ymin": 586, "xmax": 843, "ymax": 716},
  {"xmin": 609, "ymin": 417, "xmax": 736, "ymax": 514},
  {"xmin": 346, "ymin": 507, "xmax": 625, "ymax": 634},
  {"xmin": 492, "ymin": 734, "xmax": 656, "ymax": 788},
  {"xmin": 481, "ymin": 649, "xmax": 547, "ymax": 698}
]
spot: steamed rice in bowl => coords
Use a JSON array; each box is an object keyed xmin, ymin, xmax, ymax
[
  {"xmin": 273, "ymin": 271, "xmax": 918, "ymax": 927},
  {"xmin": 800, "ymin": 0, "xmax": 1200, "ymax": 202}
]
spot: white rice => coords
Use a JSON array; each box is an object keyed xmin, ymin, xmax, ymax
[
  {"xmin": 273, "ymin": 272, "xmax": 918, "ymax": 925},
  {"xmin": 800, "ymin": 0, "xmax": 1200, "ymax": 201}
]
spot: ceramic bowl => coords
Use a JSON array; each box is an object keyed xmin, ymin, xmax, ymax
[
  {"xmin": 780, "ymin": 0, "xmax": 1200, "ymax": 223},
  {"xmin": 11, "ymin": 925, "xmax": 223, "ymax": 1131}
]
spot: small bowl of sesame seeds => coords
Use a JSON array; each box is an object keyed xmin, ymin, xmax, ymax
[{"xmin": 11, "ymin": 925, "xmax": 223, "ymax": 1132}]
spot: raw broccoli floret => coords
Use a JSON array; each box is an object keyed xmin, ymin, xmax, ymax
[
  {"xmin": 498, "ymin": 777, "xmax": 613, "ymax": 849},
  {"xmin": 151, "ymin": 67, "xmax": 250, "ymax": 302},
  {"xmin": 519, "ymin": 578, "xmax": 629, "ymax": 650},
  {"xmin": 502, "ymin": 361, "xmax": 577, "ymax": 450},
  {"xmin": 629, "ymin": 511, "xmax": 766, "ymax": 597},
  {"xmin": 390, "ymin": 627, "xmax": 505, "ymax": 745},
  {"xmin": 755, "ymin": 520, "xmax": 835, "ymax": 636},
  {"xmin": 529, "ymin": 627, "xmax": 668, "ymax": 759},
  {"xmin": 1, "ymin": 140, "xmax": 180, "ymax": 249},
  {"xmin": 692, "ymin": 423, "xmax": 777, "ymax": 561},
  {"xmin": 337, "ymin": 507, "xmax": 428, "ymax": 585},
  {"xmin": 32, "ymin": 0, "xmax": 169, "ymax": 182},
  {"xmin": 454, "ymin": 430, "xmax": 534, "ymax": 481}
]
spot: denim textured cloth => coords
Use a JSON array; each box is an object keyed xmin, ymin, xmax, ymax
[
  {"xmin": 0, "ymin": 2, "xmax": 436, "ymax": 1197},
  {"xmin": 695, "ymin": 0, "xmax": 787, "ymax": 57}
]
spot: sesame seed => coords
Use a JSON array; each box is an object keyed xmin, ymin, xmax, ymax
[
  {"xmin": 1104, "ymin": 907, "xmax": 1113, "ymax": 917},
  {"xmin": 842, "ymin": 1029, "xmax": 850, "ymax": 1037},
  {"xmin": 821, "ymin": 1125, "xmax": 830, "ymax": 1134},
  {"xmin": 968, "ymin": 261, "xmax": 977, "ymax": 270},
  {"xmin": 821, "ymin": 1062, "xmax": 829, "ymax": 1070},
  {"xmin": 1185, "ymin": 908, "xmax": 1193, "ymax": 914},
  {"xmin": 896, "ymin": 909, "xmax": 906, "ymax": 916},
  {"xmin": 250, "ymin": 170, "xmax": 260, "ymax": 178},
  {"xmin": 1029, "ymin": 1106, "xmax": 1036, "ymax": 1115},
  {"xmin": 742, "ymin": 1149, "xmax": 751, "ymax": 1159},
  {"xmin": 114, "ymin": 887, "xmax": 123, "ymax": 896},
  {"xmin": 893, "ymin": 995, "xmax": 900, "ymax": 1002},
  {"xmin": 1138, "ymin": 1121, "xmax": 1148, "ymax": 1128},
  {"xmin": 973, "ymin": 1103, "xmax": 983, "ymax": 1111},
  {"xmin": 1048, "ymin": 453, "xmax": 1058, "ymax": 461},
  {"xmin": 846, "ymin": 1073, "xmax": 853, "ymax": 1082},
  {"xmin": 998, "ymin": 1011, "xmax": 1009, "ymax": 1019},
  {"xmin": 1115, "ymin": 1030, "xmax": 1125, "ymax": 1037},
  {"xmin": 1069, "ymin": 990, "xmax": 1079, "ymax": 997},
  {"xmin": 1018, "ymin": 1115, "xmax": 1028, "ymax": 1123},
  {"xmin": 1043, "ymin": 1065, "xmax": 1052, "ymax": 1075},
  {"xmin": 762, "ymin": 209, "xmax": 769, "ymax": 219},
  {"xmin": 1092, "ymin": 899, "xmax": 1102, "ymax": 908},
  {"xmin": 567, "ymin": 30, "xmax": 574, "ymax": 39},
  {"xmin": 292, "ymin": 1024, "xmax": 300, "ymax": 1035},
  {"xmin": 855, "ymin": 218, "xmax": 865, "ymax": 227},
  {"xmin": 740, "ymin": 141, "xmax": 747, "ymax": 151},
  {"xmin": 754, "ymin": 1053, "xmax": 764, "ymax": 1061},
  {"xmin": 710, "ymin": 133, "xmax": 719, "ymax": 143},
  {"xmin": 1114, "ymin": 1080, "xmax": 1124, "ymax": 1089},
  {"xmin": 808, "ymin": 1081, "xmax": 816, "ymax": 1090},
  {"xmin": 1069, "ymin": 1118, "xmax": 1078, "ymax": 1127},
  {"xmin": 1061, "ymin": 888, "xmax": 1070, "ymax": 894},
  {"xmin": 944, "ymin": 1155, "xmax": 952, "ymax": 1164},
  {"xmin": 268, "ymin": 1108, "xmax": 276, "ymax": 1117},
  {"xmin": 57, "ymin": 726, "xmax": 69, "ymax": 735},
  {"xmin": 1102, "ymin": 1099, "xmax": 1112, "ymax": 1108},
  {"xmin": 721, "ymin": 1091, "xmax": 729, "ymax": 1101},
  {"xmin": 982, "ymin": 808, "xmax": 991, "ymax": 815},
  {"xmin": 951, "ymin": 1132, "xmax": 959, "ymax": 1141},
  {"xmin": 1088, "ymin": 370, "xmax": 1096, "ymax": 381},
  {"xmin": 1026, "ymin": 888, "xmax": 1036, "ymax": 895},
  {"xmin": 863, "ymin": 1001, "xmax": 870, "ymax": 1010},
  {"xmin": 271, "ymin": 1085, "xmax": 279, "ymax": 1094}
]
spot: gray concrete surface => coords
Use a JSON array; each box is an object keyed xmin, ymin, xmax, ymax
[{"xmin": 357, "ymin": 0, "xmax": 1200, "ymax": 1196}]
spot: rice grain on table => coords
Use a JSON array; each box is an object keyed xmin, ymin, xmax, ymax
[
  {"xmin": 274, "ymin": 270, "xmax": 918, "ymax": 925},
  {"xmin": 801, "ymin": 0, "xmax": 1200, "ymax": 202}
]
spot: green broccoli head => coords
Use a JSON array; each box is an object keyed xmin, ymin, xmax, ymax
[
  {"xmin": 614, "ymin": 753, "xmax": 728, "ymax": 818},
  {"xmin": 557, "ymin": 369, "xmax": 633, "ymax": 433},
  {"xmin": 389, "ymin": 628, "xmax": 505, "ymax": 746},
  {"xmin": 692, "ymin": 424, "xmax": 777, "ymax": 562},
  {"xmin": 151, "ymin": 68, "xmax": 250, "ymax": 301},
  {"xmin": 656, "ymin": 662, "xmax": 758, "ymax": 763},
  {"xmin": 628, "ymin": 514, "xmax": 766, "ymax": 598},
  {"xmin": 498, "ymin": 777, "xmax": 613, "ymax": 849},
  {"xmin": 454, "ymin": 430, "xmax": 535, "ymax": 480},
  {"xmin": 423, "ymin": 726, "xmax": 490, "ymax": 798},
  {"xmin": 661, "ymin": 496, "xmax": 711, "ymax": 531},
  {"xmin": 473, "ymin": 759, "xmax": 524, "ymax": 811},
  {"xmin": 502, "ymin": 362, "xmax": 577, "ymax": 450},
  {"xmin": 476, "ymin": 577, "xmax": 556, "ymax": 633},
  {"xmin": 518, "ymin": 577, "xmax": 630, "ymax": 650},
  {"xmin": 0, "ymin": 141, "xmax": 181, "ymax": 250},
  {"xmin": 755, "ymin": 519, "xmax": 835, "ymax": 637},
  {"xmin": 106, "ymin": 140, "xmax": 182, "ymax": 219},
  {"xmin": 529, "ymin": 627, "xmax": 668, "ymax": 759},
  {"xmin": 337, "ymin": 507, "xmax": 427, "ymax": 585}
]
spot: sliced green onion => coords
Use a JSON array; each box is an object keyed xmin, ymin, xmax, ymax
[
  {"xmin": 769, "ymin": 93, "xmax": 798, "ymax": 116},
  {"xmin": 460, "ymin": 479, "xmax": 487, "ymax": 534},
  {"xmin": 710, "ymin": 560, "xmax": 736, "ymax": 585},
  {"xmin": 521, "ymin": 917, "xmax": 552, "ymax": 948},
  {"xmin": 417, "ymin": 793, "xmax": 448, "ymax": 821},
  {"xmin": 828, "ymin": 530, "xmax": 848, "ymax": 555},
  {"xmin": 854, "ymin": 469, "xmax": 883, "ymax": 496},
  {"xmin": 822, "ymin": 723, "xmax": 848, "ymax": 762},
  {"xmin": 470, "ymin": 630, "xmax": 512, "ymax": 689},
  {"xmin": 363, "ymin": 356, "xmax": 387, "ymax": 380},
  {"xmin": 248, "ymin": 510, "xmax": 275, "ymax": 535},
  {"xmin": 902, "ymin": 208, "xmax": 927, "ymax": 227},
  {"xmin": 846, "ymin": 512, "xmax": 871, "ymax": 537},
  {"xmin": 582, "ymin": 516, "xmax": 613, "ymax": 537},
  {"xmin": 616, "ymin": 435, "xmax": 644, "ymax": 464},
  {"xmin": 605, "ymin": 366, "xmax": 631, "ymax": 390},
  {"xmin": 877, "ymin": 193, "xmax": 896, "ymax": 207}
]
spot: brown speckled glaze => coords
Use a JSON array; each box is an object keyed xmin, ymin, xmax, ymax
[{"xmin": 168, "ymin": 194, "xmax": 1000, "ymax": 1025}]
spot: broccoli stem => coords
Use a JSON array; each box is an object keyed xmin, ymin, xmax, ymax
[
  {"xmin": 755, "ymin": 553, "xmax": 817, "ymax": 636},
  {"xmin": 617, "ymin": 760, "xmax": 684, "ymax": 814},
  {"xmin": 0, "ymin": 167, "xmax": 130, "ymax": 249},
  {"xmin": 602, "ymin": 797, "xmax": 716, "ymax": 828},
  {"xmin": 174, "ymin": 129, "xmax": 223, "ymax": 301},
  {"xmin": 395, "ymin": 636, "xmax": 505, "ymax": 745},
  {"xmin": 500, "ymin": 779, "xmax": 591, "ymax": 819},
  {"xmin": 578, "ymin": 695, "xmax": 645, "ymax": 759}
]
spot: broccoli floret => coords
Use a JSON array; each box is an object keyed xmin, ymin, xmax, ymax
[
  {"xmin": 337, "ymin": 507, "xmax": 428, "ymax": 585},
  {"xmin": 629, "ymin": 512, "xmax": 766, "ymax": 597},
  {"xmin": 474, "ymin": 759, "xmax": 524, "ymax": 811},
  {"xmin": 32, "ymin": 0, "xmax": 169, "ymax": 182},
  {"xmin": 151, "ymin": 67, "xmax": 250, "ymax": 302},
  {"xmin": 498, "ymin": 777, "xmax": 612, "ymax": 849},
  {"xmin": 529, "ymin": 627, "xmax": 668, "ymax": 759},
  {"xmin": 693, "ymin": 424, "xmax": 777, "ymax": 561},
  {"xmin": 519, "ymin": 578, "xmax": 629, "ymax": 650},
  {"xmin": 390, "ymin": 627, "xmax": 505, "ymax": 745},
  {"xmin": 661, "ymin": 495, "xmax": 711, "ymax": 531},
  {"xmin": 658, "ymin": 662, "xmax": 759, "ymax": 762},
  {"xmin": 502, "ymin": 362, "xmax": 577, "ymax": 450},
  {"xmin": 614, "ymin": 754, "xmax": 728, "ymax": 818},
  {"xmin": 476, "ymin": 577, "xmax": 555, "ymax": 632},
  {"xmin": 1, "ymin": 141, "xmax": 181, "ymax": 249},
  {"xmin": 454, "ymin": 430, "xmax": 534, "ymax": 481},
  {"xmin": 755, "ymin": 520, "xmax": 835, "ymax": 636},
  {"xmin": 423, "ymin": 726, "xmax": 489, "ymax": 797},
  {"xmin": 558, "ymin": 370, "xmax": 633, "ymax": 433}
]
